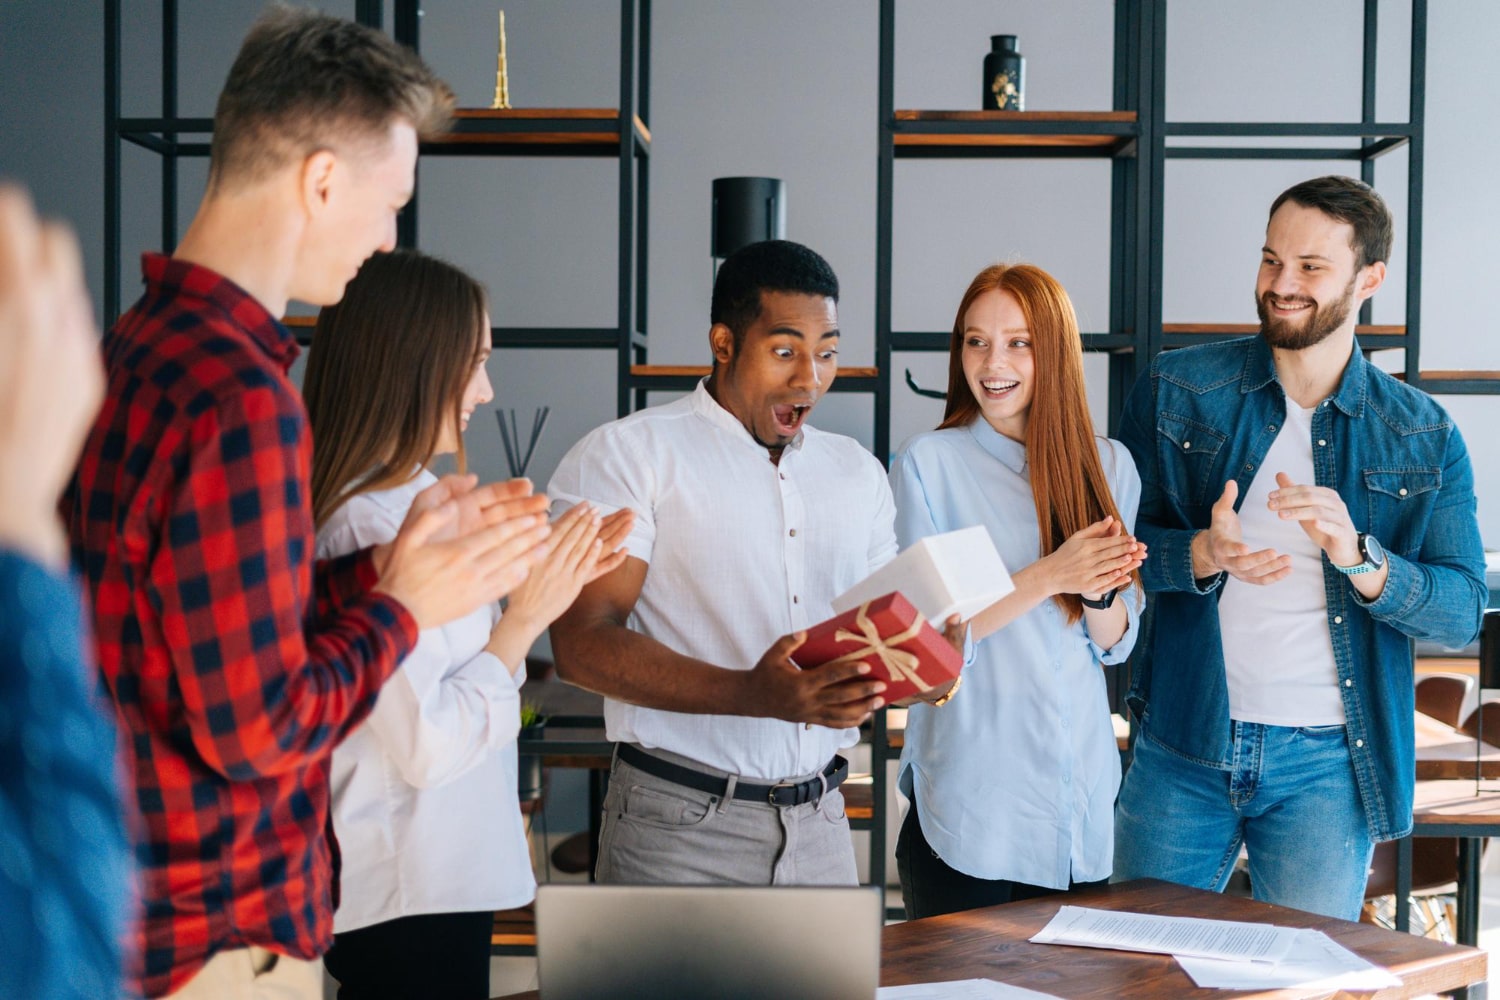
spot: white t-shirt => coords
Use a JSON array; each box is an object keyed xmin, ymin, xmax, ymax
[
  {"xmin": 316, "ymin": 469, "xmax": 535, "ymax": 934},
  {"xmin": 1218, "ymin": 400, "xmax": 1345, "ymax": 725},
  {"xmin": 547, "ymin": 380, "xmax": 898, "ymax": 780}
]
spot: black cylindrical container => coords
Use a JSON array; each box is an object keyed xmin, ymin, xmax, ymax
[
  {"xmin": 983, "ymin": 34, "xmax": 1025, "ymax": 111},
  {"xmin": 711, "ymin": 177, "xmax": 787, "ymax": 259}
]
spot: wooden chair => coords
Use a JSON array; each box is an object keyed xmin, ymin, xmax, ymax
[
  {"xmin": 1362, "ymin": 837, "xmax": 1461, "ymax": 940},
  {"xmin": 1416, "ymin": 674, "xmax": 1474, "ymax": 728},
  {"xmin": 1459, "ymin": 702, "xmax": 1500, "ymax": 747}
]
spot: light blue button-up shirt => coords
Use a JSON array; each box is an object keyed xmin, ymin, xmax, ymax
[{"xmin": 891, "ymin": 420, "xmax": 1142, "ymax": 888}]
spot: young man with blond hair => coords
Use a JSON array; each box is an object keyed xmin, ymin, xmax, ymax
[{"xmin": 65, "ymin": 10, "xmax": 550, "ymax": 997}]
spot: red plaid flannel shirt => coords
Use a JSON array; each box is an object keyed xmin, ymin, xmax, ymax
[{"xmin": 63, "ymin": 255, "xmax": 418, "ymax": 998}]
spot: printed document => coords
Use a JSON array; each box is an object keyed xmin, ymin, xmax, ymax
[{"xmin": 1030, "ymin": 905, "xmax": 1301, "ymax": 964}]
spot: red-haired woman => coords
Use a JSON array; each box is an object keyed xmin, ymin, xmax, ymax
[{"xmin": 890, "ymin": 263, "xmax": 1147, "ymax": 918}]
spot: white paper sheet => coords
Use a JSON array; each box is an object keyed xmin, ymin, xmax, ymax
[
  {"xmin": 1029, "ymin": 905, "xmax": 1301, "ymax": 964},
  {"xmin": 877, "ymin": 980, "xmax": 1059, "ymax": 1000},
  {"xmin": 1175, "ymin": 928, "xmax": 1402, "ymax": 991},
  {"xmin": 833, "ymin": 525, "xmax": 1013, "ymax": 625}
]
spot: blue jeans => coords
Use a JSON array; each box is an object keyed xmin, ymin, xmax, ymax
[{"xmin": 1113, "ymin": 721, "xmax": 1376, "ymax": 921}]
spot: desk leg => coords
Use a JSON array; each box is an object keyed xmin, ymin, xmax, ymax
[
  {"xmin": 1395, "ymin": 836, "xmax": 1412, "ymax": 934},
  {"xmin": 1459, "ymin": 836, "xmax": 1483, "ymax": 946},
  {"xmin": 587, "ymin": 768, "xmax": 607, "ymax": 883}
]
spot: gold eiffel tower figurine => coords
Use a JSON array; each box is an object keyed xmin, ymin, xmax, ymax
[{"xmin": 491, "ymin": 9, "xmax": 512, "ymax": 110}]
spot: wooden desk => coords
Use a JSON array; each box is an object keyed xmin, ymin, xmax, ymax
[
  {"xmin": 881, "ymin": 879, "xmax": 1484, "ymax": 998},
  {"xmin": 1415, "ymin": 712, "xmax": 1500, "ymax": 780},
  {"xmin": 1399, "ymin": 779, "xmax": 1500, "ymax": 957},
  {"xmin": 492, "ymin": 879, "xmax": 1485, "ymax": 1000}
]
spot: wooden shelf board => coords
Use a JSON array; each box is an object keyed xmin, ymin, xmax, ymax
[
  {"xmin": 892, "ymin": 110, "xmax": 1136, "ymax": 154},
  {"xmin": 895, "ymin": 133, "xmax": 1123, "ymax": 149},
  {"xmin": 492, "ymin": 906, "xmax": 536, "ymax": 948},
  {"xmin": 1162, "ymin": 323, "xmax": 1405, "ymax": 336},
  {"xmin": 1395, "ymin": 371, "xmax": 1500, "ymax": 382},
  {"xmin": 426, "ymin": 110, "xmax": 650, "ymax": 149},
  {"xmin": 895, "ymin": 110, "xmax": 1136, "ymax": 123},
  {"xmin": 631, "ymin": 364, "xmax": 880, "ymax": 379}
]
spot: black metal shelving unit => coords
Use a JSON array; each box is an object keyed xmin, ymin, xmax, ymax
[{"xmin": 105, "ymin": 0, "xmax": 657, "ymax": 421}]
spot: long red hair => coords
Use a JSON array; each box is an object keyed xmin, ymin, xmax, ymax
[{"xmin": 937, "ymin": 263, "xmax": 1135, "ymax": 623}]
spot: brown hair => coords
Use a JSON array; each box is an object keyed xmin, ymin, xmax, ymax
[
  {"xmin": 1269, "ymin": 175, "xmax": 1393, "ymax": 270},
  {"xmin": 305, "ymin": 249, "xmax": 489, "ymax": 529},
  {"xmin": 208, "ymin": 5, "xmax": 453, "ymax": 190},
  {"xmin": 937, "ymin": 263, "xmax": 1135, "ymax": 623}
]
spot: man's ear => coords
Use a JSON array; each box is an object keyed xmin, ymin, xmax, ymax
[
  {"xmin": 298, "ymin": 149, "xmax": 339, "ymax": 218},
  {"xmin": 709, "ymin": 323, "xmax": 736, "ymax": 368},
  {"xmin": 1356, "ymin": 259, "xmax": 1387, "ymax": 303}
]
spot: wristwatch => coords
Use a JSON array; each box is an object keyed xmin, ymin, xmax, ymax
[
  {"xmin": 1079, "ymin": 587, "xmax": 1119, "ymax": 610},
  {"xmin": 1332, "ymin": 533, "xmax": 1386, "ymax": 576}
]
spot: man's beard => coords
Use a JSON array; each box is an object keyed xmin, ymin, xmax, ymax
[{"xmin": 1256, "ymin": 271, "xmax": 1357, "ymax": 351}]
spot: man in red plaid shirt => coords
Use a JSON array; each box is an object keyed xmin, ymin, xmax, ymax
[{"xmin": 63, "ymin": 10, "xmax": 551, "ymax": 998}]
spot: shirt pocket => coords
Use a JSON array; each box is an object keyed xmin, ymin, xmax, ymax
[
  {"xmin": 1364, "ymin": 467, "xmax": 1441, "ymax": 557},
  {"xmin": 1156, "ymin": 413, "xmax": 1227, "ymax": 507}
]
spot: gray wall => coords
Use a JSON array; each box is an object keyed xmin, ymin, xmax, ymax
[
  {"xmin": 1, "ymin": 0, "xmax": 1493, "ymax": 566},
  {"xmin": 4, "ymin": 0, "xmax": 1497, "ymax": 539}
]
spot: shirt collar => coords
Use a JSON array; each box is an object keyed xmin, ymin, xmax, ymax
[
  {"xmin": 966, "ymin": 417, "xmax": 1027, "ymax": 474},
  {"xmin": 141, "ymin": 253, "xmax": 301, "ymax": 370},
  {"xmin": 689, "ymin": 378, "xmax": 807, "ymax": 454},
  {"xmin": 1238, "ymin": 334, "xmax": 1368, "ymax": 418}
]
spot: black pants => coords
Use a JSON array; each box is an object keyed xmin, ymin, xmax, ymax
[
  {"xmin": 323, "ymin": 910, "xmax": 494, "ymax": 1000},
  {"xmin": 896, "ymin": 802, "xmax": 1108, "ymax": 919}
]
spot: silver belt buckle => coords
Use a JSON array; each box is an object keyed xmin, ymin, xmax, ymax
[{"xmin": 767, "ymin": 780, "xmax": 797, "ymax": 806}]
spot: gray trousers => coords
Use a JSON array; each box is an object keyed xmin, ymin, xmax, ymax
[{"xmin": 596, "ymin": 745, "xmax": 859, "ymax": 886}]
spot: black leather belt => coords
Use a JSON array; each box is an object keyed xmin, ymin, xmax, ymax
[{"xmin": 616, "ymin": 743, "xmax": 848, "ymax": 808}]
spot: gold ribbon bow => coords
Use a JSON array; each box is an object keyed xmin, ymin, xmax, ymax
[{"xmin": 823, "ymin": 601, "xmax": 932, "ymax": 692}]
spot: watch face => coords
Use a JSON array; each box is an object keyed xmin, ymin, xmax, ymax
[{"xmin": 1361, "ymin": 533, "xmax": 1386, "ymax": 568}]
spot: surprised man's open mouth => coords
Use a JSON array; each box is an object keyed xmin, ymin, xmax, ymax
[{"xmin": 772, "ymin": 402, "xmax": 812, "ymax": 437}]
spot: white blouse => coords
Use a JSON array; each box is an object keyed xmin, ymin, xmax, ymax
[
  {"xmin": 892, "ymin": 422, "xmax": 1142, "ymax": 888},
  {"xmin": 316, "ymin": 469, "xmax": 535, "ymax": 934}
]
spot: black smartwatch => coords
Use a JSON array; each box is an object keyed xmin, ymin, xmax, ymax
[
  {"xmin": 1333, "ymin": 533, "xmax": 1387, "ymax": 576},
  {"xmin": 1079, "ymin": 587, "xmax": 1119, "ymax": 610}
]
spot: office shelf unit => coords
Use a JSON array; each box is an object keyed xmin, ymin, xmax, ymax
[{"xmin": 105, "ymin": 0, "xmax": 658, "ymax": 420}]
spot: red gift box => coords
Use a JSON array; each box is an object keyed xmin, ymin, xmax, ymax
[{"xmin": 793, "ymin": 591, "xmax": 961, "ymax": 702}]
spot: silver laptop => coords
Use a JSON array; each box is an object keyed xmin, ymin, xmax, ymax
[{"xmin": 535, "ymin": 884, "xmax": 882, "ymax": 1000}]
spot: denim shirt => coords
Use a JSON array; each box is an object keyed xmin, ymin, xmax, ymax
[{"xmin": 1119, "ymin": 336, "xmax": 1486, "ymax": 842}]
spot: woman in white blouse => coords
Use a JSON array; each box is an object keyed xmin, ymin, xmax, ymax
[
  {"xmin": 303, "ymin": 249, "xmax": 629, "ymax": 999},
  {"xmin": 889, "ymin": 263, "xmax": 1146, "ymax": 918}
]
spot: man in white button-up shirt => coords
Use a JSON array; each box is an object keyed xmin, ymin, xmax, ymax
[{"xmin": 549, "ymin": 240, "xmax": 898, "ymax": 884}]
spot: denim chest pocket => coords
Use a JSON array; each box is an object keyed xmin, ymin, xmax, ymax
[
  {"xmin": 1156, "ymin": 413, "xmax": 1227, "ymax": 506},
  {"xmin": 1364, "ymin": 468, "xmax": 1441, "ymax": 556}
]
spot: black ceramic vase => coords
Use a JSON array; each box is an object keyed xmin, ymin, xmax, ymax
[{"xmin": 983, "ymin": 34, "xmax": 1025, "ymax": 111}]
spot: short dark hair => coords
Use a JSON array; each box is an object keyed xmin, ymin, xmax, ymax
[
  {"xmin": 1269, "ymin": 175, "xmax": 1393, "ymax": 269},
  {"xmin": 209, "ymin": 5, "xmax": 454, "ymax": 189},
  {"xmin": 710, "ymin": 240, "xmax": 839, "ymax": 343}
]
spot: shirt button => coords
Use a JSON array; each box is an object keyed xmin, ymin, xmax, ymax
[
  {"xmin": 780, "ymin": 473, "xmax": 786, "ymax": 481},
  {"xmin": 1355, "ymin": 738, "xmax": 1365, "ymax": 748},
  {"xmin": 1267, "ymin": 424, "xmax": 1278, "ymax": 432},
  {"xmin": 793, "ymin": 595, "xmax": 799, "ymax": 604},
  {"xmin": 1182, "ymin": 441, "xmax": 1191, "ymax": 450},
  {"xmin": 789, "ymin": 529, "xmax": 797, "ymax": 537},
  {"xmin": 1334, "ymin": 615, "xmax": 1343, "ymax": 624},
  {"xmin": 1318, "ymin": 439, "xmax": 1327, "ymax": 447},
  {"xmin": 1244, "ymin": 464, "xmax": 1254, "ymax": 473},
  {"xmin": 1399, "ymin": 488, "xmax": 1408, "ymax": 496},
  {"xmin": 1345, "ymin": 678, "xmax": 1353, "ymax": 687}
]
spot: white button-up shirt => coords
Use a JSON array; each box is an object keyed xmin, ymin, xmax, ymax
[
  {"xmin": 891, "ymin": 422, "xmax": 1142, "ymax": 888},
  {"xmin": 548, "ymin": 381, "xmax": 897, "ymax": 780},
  {"xmin": 316, "ymin": 470, "xmax": 535, "ymax": 934}
]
